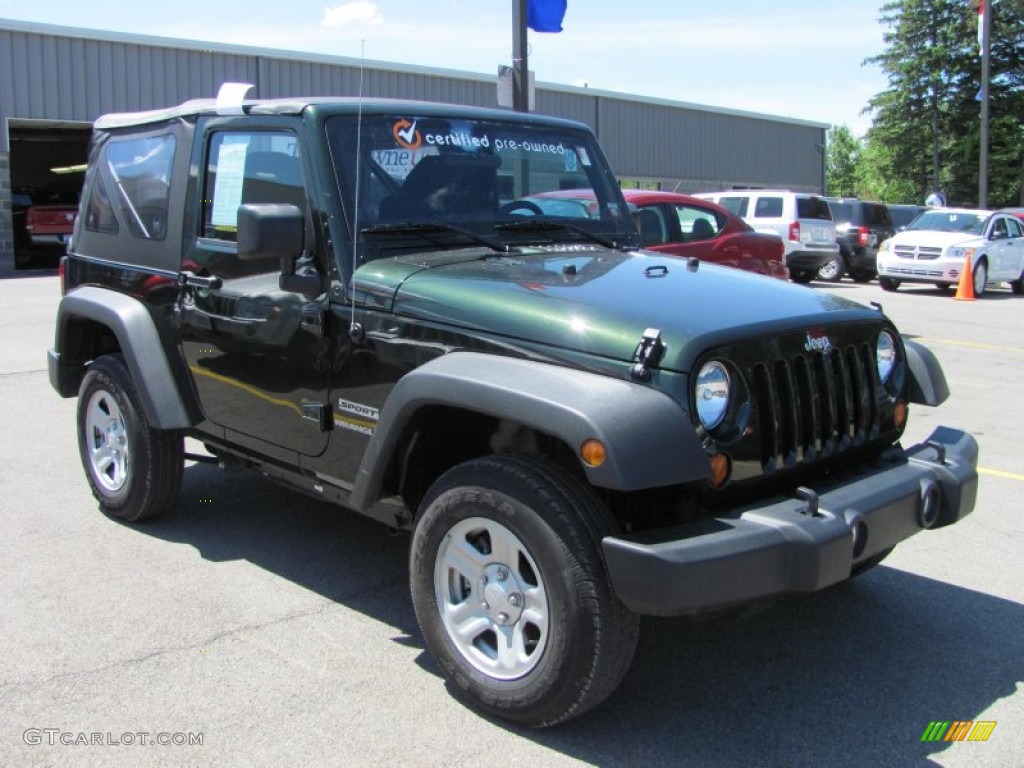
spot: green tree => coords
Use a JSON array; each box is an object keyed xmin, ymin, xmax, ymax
[
  {"xmin": 863, "ymin": 0, "xmax": 1024, "ymax": 206},
  {"xmin": 826, "ymin": 125, "xmax": 862, "ymax": 197}
]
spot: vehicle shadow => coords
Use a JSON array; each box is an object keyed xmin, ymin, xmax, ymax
[{"xmin": 137, "ymin": 462, "xmax": 1022, "ymax": 766}]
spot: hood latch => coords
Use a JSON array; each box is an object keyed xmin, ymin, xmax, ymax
[{"xmin": 629, "ymin": 328, "xmax": 664, "ymax": 381}]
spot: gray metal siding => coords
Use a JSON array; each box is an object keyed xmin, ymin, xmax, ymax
[
  {"xmin": 0, "ymin": 20, "xmax": 827, "ymax": 190},
  {"xmin": 596, "ymin": 99, "xmax": 824, "ymax": 192}
]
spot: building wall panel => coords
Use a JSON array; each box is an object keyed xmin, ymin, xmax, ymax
[{"xmin": 1, "ymin": 21, "xmax": 829, "ymax": 185}]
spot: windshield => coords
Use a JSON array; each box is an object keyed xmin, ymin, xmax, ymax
[
  {"xmin": 326, "ymin": 113, "xmax": 637, "ymax": 260},
  {"xmin": 909, "ymin": 210, "xmax": 987, "ymax": 235}
]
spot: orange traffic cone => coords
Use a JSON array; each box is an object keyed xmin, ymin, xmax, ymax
[{"xmin": 953, "ymin": 254, "xmax": 975, "ymax": 301}]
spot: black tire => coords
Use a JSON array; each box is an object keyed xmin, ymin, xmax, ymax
[
  {"xmin": 790, "ymin": 269, "xmax": 815, "ymax": 284},
  {"xmin": 972, "ymin": 259, "xmax": 988, "ymax": 296},
  {"xmin": 409, "ymin": 454, "xmax": 639, "ymax": 727},
  {"xmin": 934, "ymin": 282, "xmax": 953, "ymax": 292},
  {"xmin": 816, "ymin": 253, "xmax": 845, "ymax": 282},
  {"xmin": 77, "ymin": 355, "xmax": 183, "ymax": 521},
  {"xmin": 1011, "ymin": 271, "xmax": 1024, "ymax": 295},
  {"xmin": 879, "ymin": 277, "xmax": 900, "ymax": 292},
  {"xmin": 849, "ymin": 269, "xmax": 874, "ymax": 283}
]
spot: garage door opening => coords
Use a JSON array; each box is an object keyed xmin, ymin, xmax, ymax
[{"xmin": 8, "ymin": 120, "xmax": 91, "ymax": 271}]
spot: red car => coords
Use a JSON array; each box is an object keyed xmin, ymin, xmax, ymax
[
  {"xmin": 25, "ymin": 204, "xmax": 78, "ymax": 246},
  {"xmin": 526, "ymin": 189, "xmax": 788, "ymax": 280}
]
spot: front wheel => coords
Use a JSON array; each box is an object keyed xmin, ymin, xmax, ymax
[
  {"xmin": 849, "ymin": 269, "xmax": 874, "ymax": 283},
  {"xmin": 972, "ymin": 260, "xmax": 988, "ymax": 296},
  {"xmin": 879, "ymin": 277, "xmax": 900, "ymax": 292},
  {"xmin": 409, "ymin": 455, "xmax": 639, "ymax": 727},
  {"xmin": 77, "ymin": 355, "xmax": 183, "ymax": 521},
  {"xmin": 790, "ymin": 269, "xmax": 815, "ymax": 284}
]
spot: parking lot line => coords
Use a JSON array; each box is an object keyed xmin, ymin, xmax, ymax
[
  {"xmin": 918, "ymin": 337, "xmax": 1024, "ymax": 354},
  {"xmin": 978, "ymin": 467, "xmax": 1024, "ymax": 482}
]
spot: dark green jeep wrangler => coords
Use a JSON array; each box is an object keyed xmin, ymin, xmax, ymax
[{"xmin": 49, "ymin": 85, "xmax": 978, "ymax": 727}]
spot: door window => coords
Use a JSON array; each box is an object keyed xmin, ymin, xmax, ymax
[
  {"xmin": 202, "ymin": 132, "xmax": 306, "ymax": 243},
  {"xmin": 753, "ymin": 197, "xmax": 783, "ymax": 218}
]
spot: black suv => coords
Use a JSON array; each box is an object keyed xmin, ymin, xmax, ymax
[
  {"xmin": 48, "ymin": 85, "xmax": 978, "ymax": 727},
  {"xmin": 818, "ymin": 198, "xmax": 895, "ymax": 282}
]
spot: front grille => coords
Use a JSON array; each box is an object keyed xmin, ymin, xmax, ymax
[
  {"xmin": 894, "ymin": 244, "xmax": 942, "ymax": 259},
  {"xmin": 752, "ymin": 343, "xmax": 879, "ymax": 473}
]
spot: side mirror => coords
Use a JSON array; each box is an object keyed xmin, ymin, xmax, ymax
[
  {"xmin": 237, "ymin": 203, "xmax": 304, "ymax": 263},
  {"xmin": 237, "ymin": 203, "xmax": 323, "ymax": 300}
]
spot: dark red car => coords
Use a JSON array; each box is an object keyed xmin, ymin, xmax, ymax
[
  {"xmin": 526, "ymin": 189, "xmax": 788, "ymax": 279},
  {"xmin": 25, "ymin": 204, "xmax": 78, "ymax": 246}
]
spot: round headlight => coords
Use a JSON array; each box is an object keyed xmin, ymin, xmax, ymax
[
  {"xmin": 877, "ymin": 330, "xmax": 897, "ymax": 383},
  {"xmin": 695, "ymin": 361, "xmax": 730, "ymax": 429}
]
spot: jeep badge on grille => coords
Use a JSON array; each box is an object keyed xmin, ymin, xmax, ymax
[{"xmin": 804, "ymin": 331, "xmax": 832, "ymax": 353}]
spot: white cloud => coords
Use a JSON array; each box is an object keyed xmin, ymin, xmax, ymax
[{"xmin": 322, "ymin": 1, "xmax": 383, "ymax": 27}]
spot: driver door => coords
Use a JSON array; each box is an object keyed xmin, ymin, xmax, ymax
[{"xmin": 178, "ymin": 121, "xmax": 330, "ymax": 460}]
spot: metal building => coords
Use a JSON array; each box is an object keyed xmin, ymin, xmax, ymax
[{"xmin": 0, "ymin": 18, "xmax": 828, "ymax": 273}]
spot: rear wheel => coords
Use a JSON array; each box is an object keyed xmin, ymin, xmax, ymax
[
  {"xmin": 879, "ymin": 277, "xmax": 900, "ymax": 292},
  {"xmin": 816, "ymin": 253, "xmax": 845, "ymax": 282},
  {"xmin": 409, "ymin": 454, "xmax": 639, "ymax": 727},
  {"xmin": 77, "ymin": 355, "xmax": 183, "ymax": 521},
  {"xmin": 1011, "ymin": 270, "xmax": 1024, "ymax": 295}
]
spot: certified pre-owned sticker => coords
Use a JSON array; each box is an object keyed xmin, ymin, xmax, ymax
[
  {"xmin": 334, "ymin": 398, "xmax": 380, "ymax": 436},
  {"xmin": 392, "ymin": 119, "xmax": 422, "ymax": 149}
]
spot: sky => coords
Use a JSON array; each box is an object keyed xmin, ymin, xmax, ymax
[{"xmin": 0, "ymin": 0, "xmax": 893, "ymax": 136}]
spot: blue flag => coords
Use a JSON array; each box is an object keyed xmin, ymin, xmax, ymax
[{"xmin": 528, "ymin": 0, "xmax": 567, "ymax": 33}]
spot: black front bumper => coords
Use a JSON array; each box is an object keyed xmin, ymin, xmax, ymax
[{"xmin": 602, "ymin": 427, "xmax": 978, "ymax": 616}]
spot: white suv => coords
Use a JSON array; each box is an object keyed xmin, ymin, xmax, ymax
[
  {"xmin": 695, "ymin": 190, "xmax": 838, "ymax": 283},
  {"xmin": 876, "ymin": 207, "xmax": 1024, "ymax": 296}
]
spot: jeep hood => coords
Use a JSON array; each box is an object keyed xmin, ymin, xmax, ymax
[{"xmin": 355, "ymin": 248, "xmax": 884, "ymax": 373}]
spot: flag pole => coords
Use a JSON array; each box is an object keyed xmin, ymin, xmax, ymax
[
  {"xmin": 512, "ymin": 0, "xmax": 529, "ymax": 112},
  {"xmin": 979, "ymin": 0, "xmax": 991, "ymax": 207}
]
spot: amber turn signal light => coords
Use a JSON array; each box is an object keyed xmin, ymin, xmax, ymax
[
  {"xmin": 709, "ymin": 452, "xmax": 731, "ymax": 488},
  {"xmin": 893, "ymin": 400, "xmax": 908, "ymax": 430},
  {"xmin": 580, "ymin": 439, "xmax": 607, "ymax": 468}
]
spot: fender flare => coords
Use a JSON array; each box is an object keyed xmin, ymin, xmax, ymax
[
  {"xmin": 349, "ymin": 351, "xmax": 710, "ymax": 511},
  {"xmin": 904, "ymin": 339, "xmax": 949, "ymax": 407},
  {"xmin": 50, "ymin": 286, "xmax": 194, "ymax": 429}
]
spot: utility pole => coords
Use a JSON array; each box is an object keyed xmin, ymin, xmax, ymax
[
  {"xmin": 979, "ymin": 0, "xmax": 991, "ymax": 207},
  {"xmin": 512, "ymin": 0, "xmax": 529, "ymax": 112}
]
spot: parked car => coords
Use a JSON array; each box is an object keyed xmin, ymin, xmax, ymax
[
  {"xmin": 818, "ymin": 198, "xmax": 894, "ymax": 282},
  {"xmin": 694, "ymin": 189, "xmax": 837, "ymax": 283},
  {"xmin": 886, "ymin": 203, "xmax": 927, "ymax": 231},
  {"xmin": 25, "ymin": 203, "xmax": 78, "ymax": 246},
  {"xmin": 524, "ymin": 189, "xmax": 788, "ymax": 279},
  {"xmin": 876, "ymin": 207, "xmax": 1024, "ymax": 295},
  {"xmin": 999, "ymin": 207, "xmax": 1024, "ymax": 222}
]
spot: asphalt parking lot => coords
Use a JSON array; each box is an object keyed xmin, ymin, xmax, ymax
[{"xmin": 1, "ymin": 273, "xmax": 1021, "ymax": 767}]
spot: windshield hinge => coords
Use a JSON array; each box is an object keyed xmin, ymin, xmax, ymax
[
  {"xmin": 300, "ymin": 304, "xmax": 325, "ymax": 336},
  {"xmin": 628, "ymin": 328, "xmax": 664, "ymax": 381}
]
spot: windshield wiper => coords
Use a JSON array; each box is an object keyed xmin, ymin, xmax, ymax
[
  {"xmin": 492, "ymin": 219, "xmax": 633, "ymax": 251},
  {"xmin": 361, "ymin": 222, "xmax": 513, "ymax": 253}
]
